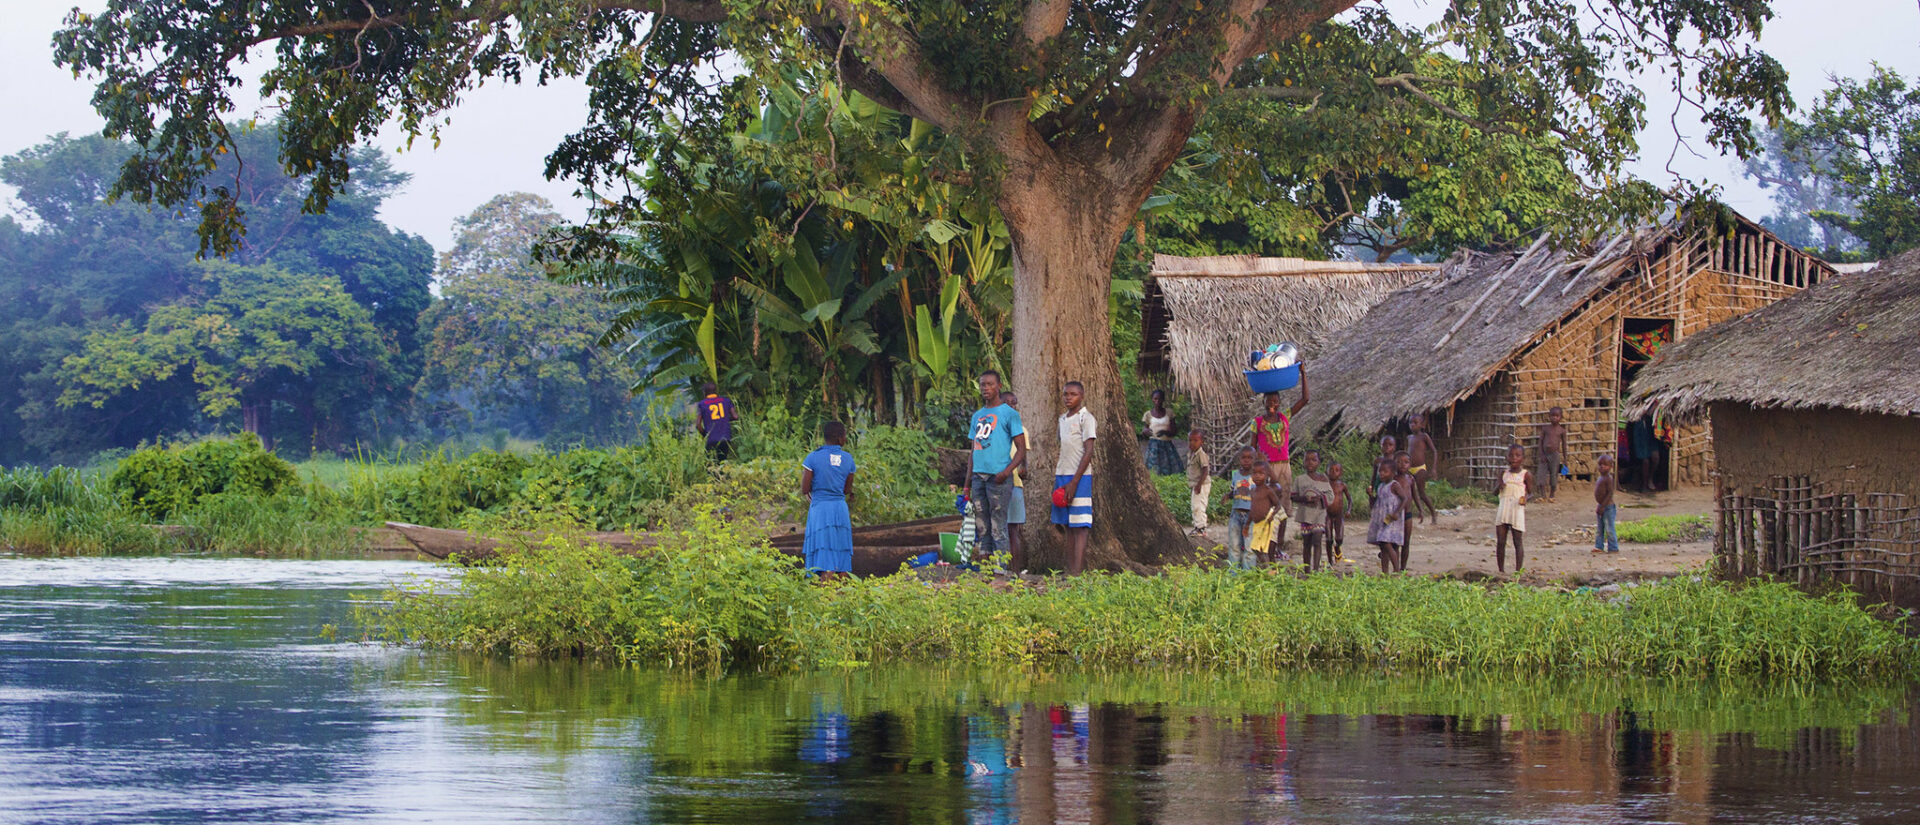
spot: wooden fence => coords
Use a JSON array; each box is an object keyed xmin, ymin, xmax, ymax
[{"xmin": 1718, "ymin": 475, "xmax": 1920, "ymax": 605}]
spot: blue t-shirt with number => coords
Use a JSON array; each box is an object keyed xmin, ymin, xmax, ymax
[
  {"xmin": 968, "ymin": 404, "xmax": 1024, "ymax": 476},
  {"xmin": 698, "ymin": 395, "xmax": 735, "ymax": 444}
]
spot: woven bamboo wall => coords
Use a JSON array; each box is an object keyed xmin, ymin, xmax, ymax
[{"xmin": 1436, "ymin": 226, "xmax": 1813, "ymax": 491}]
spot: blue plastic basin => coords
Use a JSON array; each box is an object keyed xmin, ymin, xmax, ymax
[{"xmin": 1245, "ymin": 364, "xmax": 1301, "ymax": 393}]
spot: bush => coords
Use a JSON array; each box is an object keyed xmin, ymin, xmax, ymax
[{"xmin": 105, "ymin": 434, "xmax": 301, "ymax": 521}]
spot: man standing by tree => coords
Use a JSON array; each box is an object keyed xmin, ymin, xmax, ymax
[
  {"xmin": 696, "ymin": 382, "xmax": 737, "ymax": 462},
  {"xmin": 967, "ymin": 371, "xmax": 1026, "ymax": 564},
  {"xmin": 1053, "ymin": 381, "xmax": 1098, "ymax": 575}
]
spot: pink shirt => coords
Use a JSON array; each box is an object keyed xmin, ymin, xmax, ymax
[{"xmin": 1254, "ymin": 414, "xmax": 1290, "ymax": 464}]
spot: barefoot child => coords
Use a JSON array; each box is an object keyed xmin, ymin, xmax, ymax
[
  {"xmin": 1054, "ymin": 381, "xmax": 1098, "ymax": 575},
  {"xmin": 1186, "ymin": 430, "xmax": 1212, "ymax": 536},
  {"xmin": 1496, "ymin": 443, "xmax": 1531, "ymax": 573},
  {"xmin": 1367, "ymin": 456, "xmax": 1405, "ymax": 573},
  {"xmin": 1223, "ymin": 448, "xmax": 1258, "ymax": 569},
  {"xmin": 1407, "ymin": 414, "xmax": 1439, "ymax": 525},
  {"xmin": 1326, "ymin": 461, "xmax": 1352, "ymax": 563},
  {"xmin": 1592, "ymin": 454, "xmax": 1619, "ymax": 554},
  {"xmin": 800, "ymin": 421, "xmax": 857, "ymax": 581},
  {"xmin": 1534, "ymin": 407, "xmax": 1567, "ymax": 503},
  {"xmin": 1247, "ymin": 462, "xmax": 1284, "ymax": 566},
  {"xmin": 1141, "ymin": 388, "xmax": 1178, "ymax": 475},
  {"xmin": 1291, "ymin": 449, "xmax": 1333, "ymax": 571}
]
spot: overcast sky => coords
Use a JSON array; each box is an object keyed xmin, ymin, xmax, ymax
[{"xmin": 2, "ymin": 0, "xmax": 1915, "ymax": 253}]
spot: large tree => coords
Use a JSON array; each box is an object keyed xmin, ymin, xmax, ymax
[{"xmin": 56, "ymin": 1, "xmax": 1790, "ymax": 570}]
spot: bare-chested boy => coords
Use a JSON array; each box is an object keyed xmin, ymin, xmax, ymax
[
  {"xmin": 1534, "ymin": 406, "xmax": 1567, "ymax": 503},
  {"xmin": 1326, "ymin": 461, "xmax": 1352, "ymax": 563},
  {"xmin": 1407, "ymin": 413, "xmax": 1439, "ymax": 525}
]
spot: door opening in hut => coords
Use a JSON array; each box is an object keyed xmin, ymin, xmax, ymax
[{"xmin": 1619, "ymin": 317, "xmax": 1673, "ymax": 492}]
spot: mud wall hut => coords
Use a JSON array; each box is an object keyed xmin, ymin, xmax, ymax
[
  {"xmin": 1294, "ymin": 211, "xmax": 1835, "ymax": 490},
  {"xmin": 1627, "ymin": 248, "xmax": 1920, "ymax": 605},
  {"xmin": 1140, "ymin": 254, "xmax": 1439, "ymax": 462}
]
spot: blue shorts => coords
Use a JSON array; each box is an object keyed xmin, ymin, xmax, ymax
[
  {"xmin": 1006, "ymin": 487, "xmax": 1026, "ymax": 524},
  {"xmin": 1050, "ymin": 475, "xmax": 1093, "ymax": 528}
]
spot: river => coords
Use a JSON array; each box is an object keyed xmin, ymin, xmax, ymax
[{"xmin": 0, "ymin": 557, "xmax": 1915, "ymax": 823}]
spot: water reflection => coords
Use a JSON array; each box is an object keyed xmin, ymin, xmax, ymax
[{"xmin": 0, "ymin": 558, "xmax": 1916, "ymax": 824}]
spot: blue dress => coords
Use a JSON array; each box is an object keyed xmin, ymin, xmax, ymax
[{"xmin": 802, "ymin": 445, "xmax": 856, "ymax": 573}]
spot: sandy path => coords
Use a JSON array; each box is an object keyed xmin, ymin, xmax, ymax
[{"xmin": 1195, "ymin": 485, "xmax": 1717, "ymax": 582}]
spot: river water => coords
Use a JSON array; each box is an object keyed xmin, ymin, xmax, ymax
[{"xmin": 1, "ymin": 557, "xmax": 1916, "ymax": 824}]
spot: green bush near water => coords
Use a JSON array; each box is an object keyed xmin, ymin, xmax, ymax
[
  {"xmin": 359, "ymin": 514, "xmax": 1920, "ymax": 678},
  {"xmin": 2, "ymin": 418, "xmax": 953, "ymax": 555}
]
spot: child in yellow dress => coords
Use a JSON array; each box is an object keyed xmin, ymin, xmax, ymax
[{"xmin": 1246, "ymin": 463, "xmax": 1285, "ymax": 565}]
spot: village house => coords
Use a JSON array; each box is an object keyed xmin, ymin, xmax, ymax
[
  {"xmin": 1628, "ymin": 250, "xmax": 1920, "ymax": 606},
  {"xmin": 1138, "ymin": 254, "xmax": 1439, "ymax": 463},
  {"xmin": 1289, "ymin": 209, "xmax": 1835, "ymax": 490}
]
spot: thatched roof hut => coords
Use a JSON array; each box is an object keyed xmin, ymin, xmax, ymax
[
  {"xmin": 1294, "ymin": 210, "xmax": 1835, "ymax": 489},
  {"xmin": 1625, "ymin": 249, "xmax": 1920, "ymax": 606},
  {"xmin": 1140, "ymin": 254, "xmax": 1438, "ymax": 458},
  {"xmin": 1628, "ymin": 248, "xmax": 1920, "ymax": 421}
]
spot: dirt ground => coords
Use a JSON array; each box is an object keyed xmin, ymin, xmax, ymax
[{"xmin": 1195, "ymin": 484, "xmax": 1717, "ymax": 582}]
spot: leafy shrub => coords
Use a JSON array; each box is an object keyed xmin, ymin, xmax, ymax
[
  {"xmin": 846, "ymin": 426, "xmax": 950, "ymax": 523},
  {"xmin": 105, "ymin": 434, "xmax": 300, "ymax": 520},
  {"xmin": 362, "ymin": 508, "xmax": 811, "ymax": 665}
]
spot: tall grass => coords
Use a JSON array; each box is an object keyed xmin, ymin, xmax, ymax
[{"xmin": 359, "ymin": 517, "xmax": 1920, "ymax": 678}]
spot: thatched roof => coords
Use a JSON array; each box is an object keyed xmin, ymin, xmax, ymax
[
  {"xmin": 1149, "ymin": 254, "xmax": 1438, "ymax": 403},
  {"xmin": 1628, "ymin": 248, "xmax": 1920, "ymax": 421},
  {"xmin": 1293, "ymin": 228, "xmax": 1664, "ymax": 436}
]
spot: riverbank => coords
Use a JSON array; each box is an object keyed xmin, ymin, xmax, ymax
[{"xmin": 357, "ymin": 512, "xmax": 1920, "ymax": 678}]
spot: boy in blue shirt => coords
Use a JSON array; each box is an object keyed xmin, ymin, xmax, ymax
[
  {"xmin": 967, "ymin": 371, "xmax": 1027, "ymax": 562},
  {"xmin": 695, "ymin": 382, "xmax": 737, "ymax": 461}
]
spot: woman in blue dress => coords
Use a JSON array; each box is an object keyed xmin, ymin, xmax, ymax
[{"xmin": 800, "ymin": 421, "xmax": 857, "ymax": 580}]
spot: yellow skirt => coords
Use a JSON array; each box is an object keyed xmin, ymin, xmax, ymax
[{"xmin": 1249, "ymin": 514, "xmax": 1279, "ymax": 552}]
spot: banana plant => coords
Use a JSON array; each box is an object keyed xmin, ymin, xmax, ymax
[
  {"xmin": 734, "ymin": 237, "xmax": 903, "ymax": 409},
  {"xmin": 912, "ymin": 273, "xmax": 963, "ymax": 381}
]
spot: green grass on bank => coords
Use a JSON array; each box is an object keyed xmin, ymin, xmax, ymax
[
  {"xmin": 357, "ymin": 511, "xmax": 1920, "ymax": 679},
  {"xmin": 1620, "ymin": 514, "xmax": 1715, "ymax": 543}
]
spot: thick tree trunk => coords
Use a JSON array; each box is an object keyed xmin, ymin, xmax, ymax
[{"xmin": 997, "ymin": 170, "xmax": 1185, "ymax": 573}]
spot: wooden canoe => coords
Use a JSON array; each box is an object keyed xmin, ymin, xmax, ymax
[{"xmin": 385, "ymin": 515, "xmax": 962, "ymax": 577}]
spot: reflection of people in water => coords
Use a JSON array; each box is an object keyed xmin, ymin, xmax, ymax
[
  {"xmin": 798, "ymin": 708, "xmax": 850, "ymax": 765},
  {"xmin": 1248, "ymin": 712, "xmax": 1298, "ymax": 804},
  {"xmin": 965, "ymin": 710, "xmax": 1019, "ymax": 825}
]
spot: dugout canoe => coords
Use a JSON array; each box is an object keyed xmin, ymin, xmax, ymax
[{"xmin": 385, "ymin": 515, "xmax": 961, "ymax": 577}]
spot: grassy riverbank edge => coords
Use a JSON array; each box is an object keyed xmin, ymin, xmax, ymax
[{"xmin": 355, "ymin": 512, "xmax": 1920, "ymax": 679}]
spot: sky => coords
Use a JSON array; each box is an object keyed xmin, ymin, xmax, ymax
[{"xmin": 1, "ymin": 0, "xmax": 1915, "ymax": 253}]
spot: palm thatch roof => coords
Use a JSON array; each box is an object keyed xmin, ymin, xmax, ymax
[
  {"xmin": 1293, "ymin": 227, "xmax": 1667, "ymax": 437},
  {"xmin": 1147, "ymin": 254, "xmax": 1438, "ymax": 403},
  {"xmin": 1628, "ymin": 248, "xmax": 1920, "ymax": 421}
]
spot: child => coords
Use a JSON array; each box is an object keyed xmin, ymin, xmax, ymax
[
  {"xmin": 1368, "ymin": 434, "xmax": 1398, "ymax": 508},
  {"xmin": 1326, "ymin": 461, "xmax": 1352, "ymax": 563},
  {"xmin": 1291, "ymin": 449, "xmax": 1334, "ymax": 572},
  {"xmin": 1000, "ymin": 390, "xmax": 1028, "ymax": 572},
  {"xmin": 1222, "ymin": 447, "xmax": 1258, "ymax": 569},
  {"xmin": 800, "ymin": 421, "xmax": 857, "ymax": 581},
  {"xmin": 1251, "ymin": 367, "xmax": 1309, "ymax": 468},
  {"xmin": 1407, "ymin": 413, "xmax": 1439, "ymax": 525},
  {"xmin": 1393, "ymin": 450, "xmax": 1417, "ymax": 572},
  {"xmin": 1141, "ymin": 388, "xmax": 1178, "ymax": 476},
  {"xmin": 1053, "ymin": 381, "xmax": 1098, "ymax": 575},
  {"xmin": 1247, "ymin": 462, "xmax": 1284, "ymax": 566},
  {"xmin": 1367, "ymin": 456, "xmax": 1405, "ymax": 574},
  {"xmin": 1592, "ymin": 454, "xmax": 1619, "ymax": 554},
  {"xmin": 1534, "ymin": 406, "xmax": 1567, "ymax": 502},
  {"xmin": 1185, "ymin": 429, "xmax": 1212, "ymax": 536},
  {"xmin": 1496, "ymin": 443, "xmax": 1531, "ymax": 573}
]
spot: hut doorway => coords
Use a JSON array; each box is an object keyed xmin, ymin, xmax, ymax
[{"xmin": 1619, "ymin": 317, "xmax": 1673, "ymax": 492}]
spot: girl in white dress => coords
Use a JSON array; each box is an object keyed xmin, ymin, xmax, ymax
[{"xmin": 1495, "ymin": 443, "xmax": 1532, "ymax": 574}]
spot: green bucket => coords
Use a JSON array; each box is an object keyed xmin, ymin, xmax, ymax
[{"xmin": 938, "ymin": 532, "xmax": 961, "ymax": 563}]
